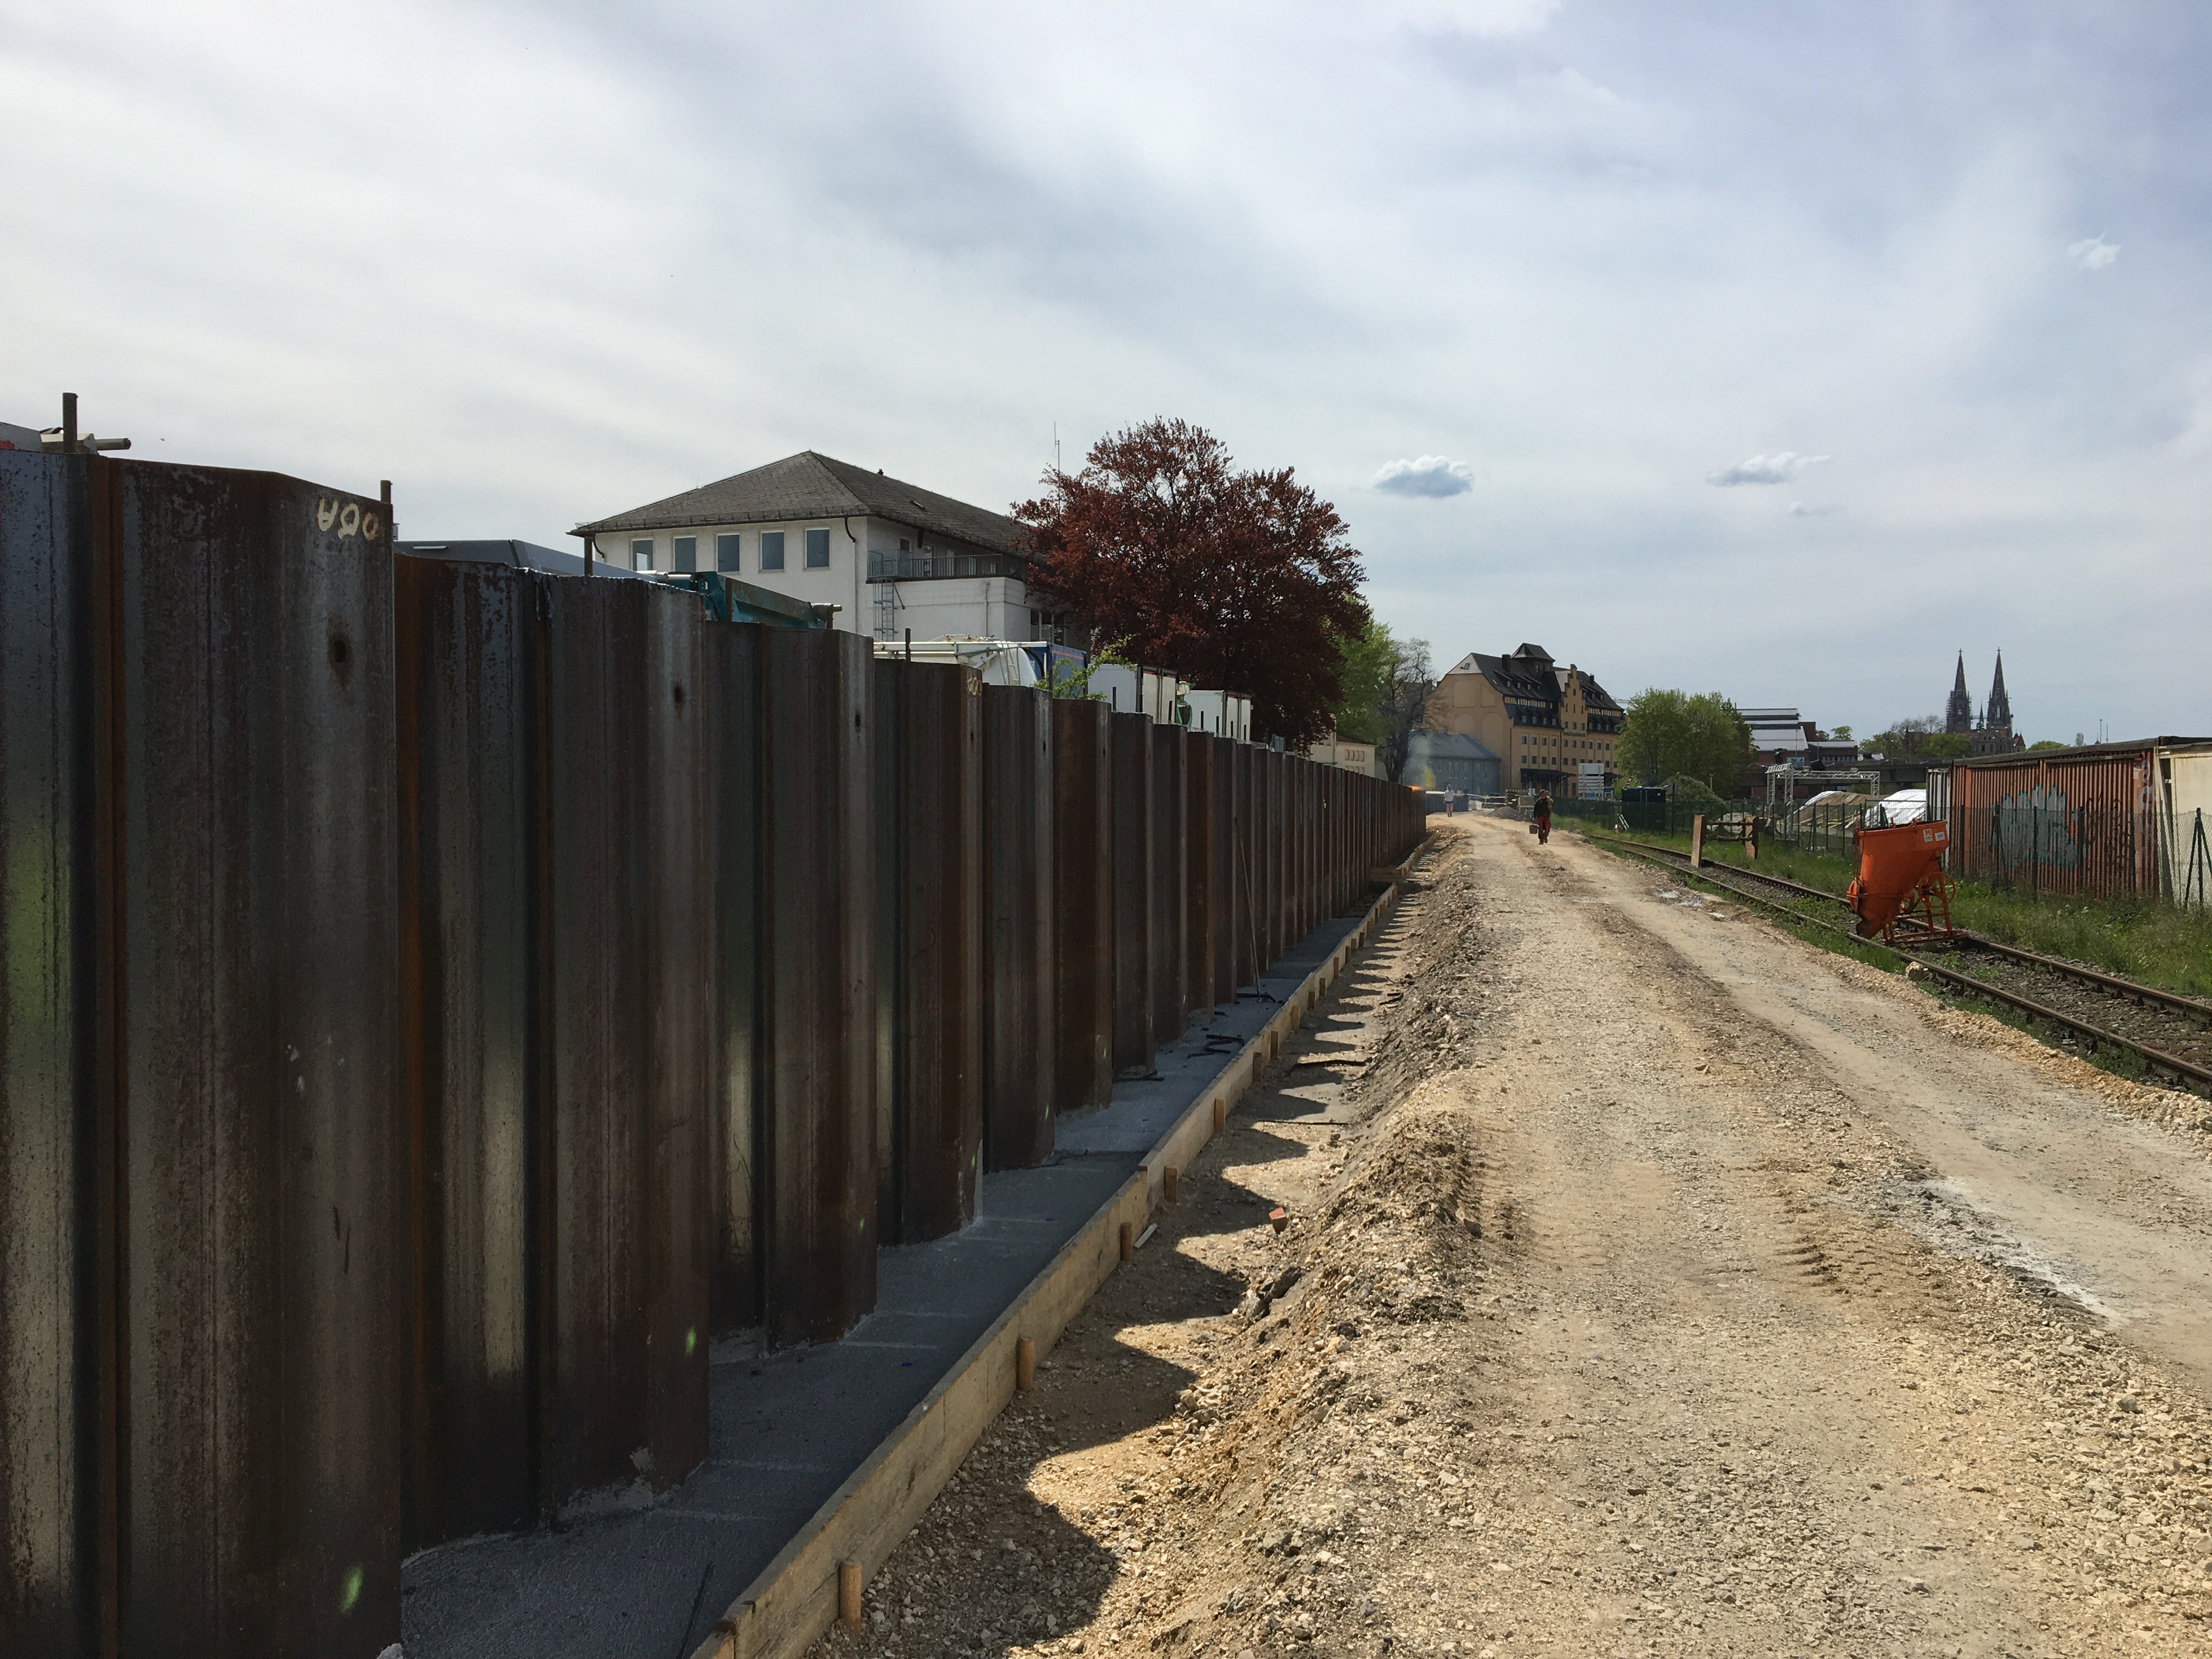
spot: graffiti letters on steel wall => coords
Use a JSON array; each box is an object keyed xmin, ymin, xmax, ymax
[{"xmin": 317, "ymin": 496, "xmax": 385, "ymax": 540}]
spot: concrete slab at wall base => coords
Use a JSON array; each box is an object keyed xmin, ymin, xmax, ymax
[{"xmin": 694, "ymin": 838, "xmax": 1431, "ymax": 1659}]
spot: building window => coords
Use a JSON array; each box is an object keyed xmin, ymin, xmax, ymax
[
  {"xmin": 716, "ymin": 533, "xmax": 741, "ymax": 572},
  {"xmin": 805, "ymin": 527, "xmax": 831, "ymax": 568},
  {"xmin": 631, "ymin": 537, "xmax": 654, "ymax": 572},
  {"xmin": 759, "ymin": 531, "xmax": 785, "ymax": 571},
  {"xmin": 672, "ymin": 535, "xmax": 697, "ymax": 574}
]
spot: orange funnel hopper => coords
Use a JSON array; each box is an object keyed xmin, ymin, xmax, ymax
[{"xmin": 1848, "ymin": 820, "xmax": 1950, "ymax": 938}]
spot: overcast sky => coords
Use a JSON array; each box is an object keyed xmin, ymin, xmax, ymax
[{"xmin": 9, "ymin": 1, "xmax": 2209, "ymax": 741}]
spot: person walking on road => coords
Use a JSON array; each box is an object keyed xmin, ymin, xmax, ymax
[{"xmin": 1532, "ymin": 788, "xmax": 1553, "ymax": 845}]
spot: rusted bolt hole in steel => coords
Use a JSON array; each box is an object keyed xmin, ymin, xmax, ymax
[
  {"xmin": 326, "ymin": 621, "xmax": 353, "ymax": 685},
  {"xmin": 672, "ymin": 680, "xmax": 686, "ymax": 708}
]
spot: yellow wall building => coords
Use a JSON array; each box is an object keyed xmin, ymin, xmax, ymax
[{"xmin": 1425, "ymin": 642, "xmax": 1624, "ymax": 795}]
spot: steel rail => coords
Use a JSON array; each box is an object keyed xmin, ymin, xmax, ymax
[
  {"xmin": 1897, "ymin": 954, "xmax": 2212, "ymax": 1091},
  {"xmin": 1894, "ymin": 926, "xmax": 2212, "ymax": 1025},
  {"xmin": 1592, "ymin": 832, "xmax": 2212, "ymax": 1029},
  {"xmin": 1583, "ymin": 831, "xmax": 2212, "ymax": 1094},
  {"xmin": 1588, "ymin": 832, "xmax": 1846, "ymax": 907}
]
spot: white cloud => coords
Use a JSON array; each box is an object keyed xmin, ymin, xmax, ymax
[
  {"xmin": 1707, "ymin": 452, "xmax": 1831, "ymax": 487},
  {"xmin": 1372, "ymin": 454, "xmax": 1475, "ymax": 496},
  {"xmin": 2068, "ymin": 235, "xmax": 2119, "ymax": 270},
  {"xmin": 1789, "ymin": 501, "xmax": 1842, "ymax": 517},
  {"xmin": 4, "ymin": 1, "xmax": 2207, "ymax": 740}
]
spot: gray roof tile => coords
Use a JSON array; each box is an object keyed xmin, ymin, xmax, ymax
[{"xmin": 572, "ymin": 450, "xmax": 1026, "ymax": 552}]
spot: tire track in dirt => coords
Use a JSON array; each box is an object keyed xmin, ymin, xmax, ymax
[{"xmin": 805, "ymin": 819, "xmax": 2212, "ymax": 1659}]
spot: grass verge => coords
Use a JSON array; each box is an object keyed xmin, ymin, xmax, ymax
[{"xmin": 1593, "ymin": 826, "xmax": 2212, "ymax": 1001}]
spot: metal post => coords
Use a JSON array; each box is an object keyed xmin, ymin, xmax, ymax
[{"xmin": 63, "ymin": 391, "xmax": 78, "ymax": 452}]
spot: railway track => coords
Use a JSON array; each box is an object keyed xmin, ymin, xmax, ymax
[{"xmin": 1583, "ymin": 831, "xmax": 2212, "ymax": 1099}]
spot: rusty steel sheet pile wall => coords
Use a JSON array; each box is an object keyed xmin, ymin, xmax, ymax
[
  {"xmin": 540, "ymin": 575, "xmax": 714, "ymax": 1510},
  {"xmin": 1111, "ymin": 712, "xmax": 1156, "ymax": 1077},
  {"xmin": 0, "ymin": 453, "xmax": 101, "ymax": 1657},
  {"xmin": 395, "ymin": 557, "xmax": 540, "ymax": 1547},
  {"xmin": 701, "ymin": 623, "xmax": 765, "ymax": 1336},
  {"xmin": 2, "ymin": 438, "xmax": 1427, "ymax": 1656},
  {"xmin": 1948, "ymin": 748, "xmax": 2163, "ymax": 900},
  {"xmin": 759, "ymin": 628, "xmax": 878, "ymax": 1344},
  {"xmin": 398, "ymin": 561, "xmax": 716, "ymax": 1543},
  {"xmin": 119, "ymin": 459, "xmax": 405, "ymax": 1658},
  {"xmin": 1150, "ymin": 725, "xmax": 1187, "ymax": 1044},
  {"xmin": 981, "ymin": 687, "xmax": 1056, "ymax": 1170},
  {"xmin": 1182, "ymin": 735, "xmax": 1217, "ymax": 1021},
  {"xmin": 1053, "ymin": 700, "xmax": 1115, "ymax": 1115},
  {"xmin": 872, "ymin": 660, "xmax": 985, "ymax": 1244},
  {"xmin": 1211, "ymin": 736, "xmax": 1238, "ymax": 1006},
  {"xmin": 133, "ymin": 463, "xmax": 404, "ymax": 1652}
]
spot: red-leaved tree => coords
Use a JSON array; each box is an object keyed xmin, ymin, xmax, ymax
[{"xmin": 1013, "ymin": 419, "xmax": 1368, "ymax": 746}]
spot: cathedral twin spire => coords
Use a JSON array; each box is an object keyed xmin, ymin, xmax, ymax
[{"xmin": 1946, "ymin": 651, "xmax": 2015, "ymax": 746}]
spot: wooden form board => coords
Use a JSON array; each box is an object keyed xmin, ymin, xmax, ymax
[{"xmin": 693, "ymin": 837, "xmax": 1431, "ymax": 1659}]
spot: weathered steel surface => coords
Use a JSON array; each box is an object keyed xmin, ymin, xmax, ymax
[
  {"xmin": 1182, "ymin": 733, "xmax": 1216, "ymax": 1016},
  {"xmin": 1211, "ymin": 736, "xmax": 1237, "ymax": 1006},
  {"xmin": 700, "ymin": 622, "xmax": 764, "ymax": 1335},
  {"xmin": 1150, "ymin": 725, "xmax": 1187, "ymax": 1044},
  {"xmin": 538, "ymin": 574, "xmax": 712, "ymax": 1508},
  {"xmin": 1234, "ymin": 744, "xmax": 1260, "ymax": 988},
  {"xmin": 877, "ymin": 661, "xmax": 985, "ymax": 1243},
  {"xmin": 0, "ymin": 452, "xmax": 103, "ymax": 1658},
  {"xmin": 1052, "ymin": 701, "xmax": 1114, "ymax": 1115},
  {"xmin": 981, "ymin": 687, "xmax": 1056, "ymax": 1171},
  {"xmin": 112, "ymin": 459, "xmax": 404, "ymax": 1657},
  {"xmin": 760, "ymin": 628, "xmax": 877, "ymax": 1345},
  {"xmin": 871, "ymin": 661, "xmax": 903, "ymax": 1240},
  {"xmin": 395, "ymin": 556, "xmax": 539, "ymax": 1547},
  {"xmin": 1110, "ymin": 713, "xmax": 1155, "ymax": 1076},
  {"xmin": 1949, "ymin": 748, "xmax": 2162, "ymax": 899}
]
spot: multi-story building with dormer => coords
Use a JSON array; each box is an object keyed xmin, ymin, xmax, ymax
[
  {"xmin": 572, "ymin": 451, "xmax": 1052, "ymax": 644},
  {"xmin": 1421, "ymin": 642, "xmax": 1624, "ymax": 794}
]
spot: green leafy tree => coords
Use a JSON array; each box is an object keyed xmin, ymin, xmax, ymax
[
  {"xmin": 1860, "ymin": 717, "xmax": 1971, "ymax": 760},
  {"xmin": 2027, "ymin": 739, "xmax": 2067, "ymax": 751},
  {"xmin": 1616, "ymin": 690, "xmax": 1753, "ymax": 796},
  {"xmin": 1329, "ymin": 619, "xmax": 1432, "ymax": 782},
  {"xmin": 1329, "ymin": 618, "xmax": 1396, "ymax": 743}
]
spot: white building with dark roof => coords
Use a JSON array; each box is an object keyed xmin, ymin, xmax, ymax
[{"xmin": 572, "ymin": 451, "xmax": 1046, "ymax": 642}]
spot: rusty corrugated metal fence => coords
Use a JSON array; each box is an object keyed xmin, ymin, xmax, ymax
[{"xmin": 0, "ymin": 450, "xmax": 1425, "ymax": 1658}]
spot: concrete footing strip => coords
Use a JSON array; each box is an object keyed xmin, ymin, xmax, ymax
[{"xmin": 692, "ymin": 840, "xmax": 1431, "ymax": 1659}]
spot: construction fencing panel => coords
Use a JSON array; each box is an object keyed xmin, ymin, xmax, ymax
[{"xmin": 981, "ymin": 686, "xmax": 1056, "ymax": 1170}]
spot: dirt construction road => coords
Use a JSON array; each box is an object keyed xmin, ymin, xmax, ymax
[{"xmin": 815, "ymin": 816, "xmax": 2212, "ymax": 1659}]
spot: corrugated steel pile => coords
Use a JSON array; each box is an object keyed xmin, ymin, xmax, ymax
[
  {"xmin": 1943, "ymin": 740, "xmax": 2212, "ymax": 902},
  {"xmin": 0, "ymin": 452, "xmax": 1424, "ymax": 1657}
]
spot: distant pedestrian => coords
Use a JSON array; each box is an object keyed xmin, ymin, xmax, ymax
[{"xmin": 1533, "ymin": 789, "xmax": 1553, "ymax": 845}]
